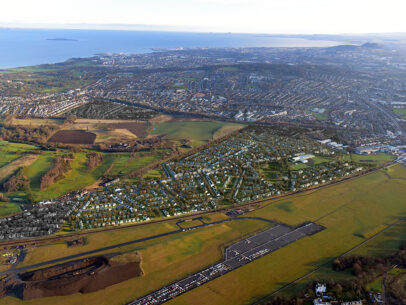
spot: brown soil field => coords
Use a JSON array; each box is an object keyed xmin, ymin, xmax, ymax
[
  {"xmin": 108, "ymin": 122, "xmax": 149, "ymax": 138},
  {"xmin": 48, "ymin": 130, "xmax": 96, "ymax": 145},
  {"xmin": 1, "ymin": 254, "xmax": 143, "ymax": 300}
]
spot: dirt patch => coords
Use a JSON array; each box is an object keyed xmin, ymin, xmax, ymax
[
  {"xmin": 1, "ymin": 254, "xmax": 143, "ymax": 300},
  {"xmin": 149, "ymin": 114, "xmax": 172, "ymax": 123},
  {"xmin": 48, "ymin": 130, "xmax": 96, "ymax": 145},
  {"xmin": 108, "ymin": 122, "xmax": 149, "ymax": 138}
]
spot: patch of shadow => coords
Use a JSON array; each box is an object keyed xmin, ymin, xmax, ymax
[{"xmin": 275, "ymin": 201, "xmax": 296, "ymax": 213}]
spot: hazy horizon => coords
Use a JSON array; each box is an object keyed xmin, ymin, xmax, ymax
[{"xmin": 2, "ymin": 0, "xmax": 406, "ymax": 35}]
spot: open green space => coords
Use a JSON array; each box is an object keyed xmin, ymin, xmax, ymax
[
  {"xmin": 275, "ymin": 215, "xmax": 406, "ymax": 299},
  {"xmin": 393, "ymin": 108, "xmax": 406, "ymax": 120},
  {"xmin": 107, "ymin": 151, "xmax": 167, "ymax": 176},
  {"xmin": 343, "ymin": 152, "xmax": 396, "ymax": 165},
  {"xmin": 0, "ymin": 202, "xmax": 20, "ymax": 217},
  {"xmin": 312, "ymin": 111, "xmax": 329, "ymax": 121},
  {"xmin": 0, "ymin": 138, "xmax": 168, "ymax": 201},
  {"xmin": 22, "ymin": 151, "xmax": 56, "ymax": 189},
  {"xmin": 151, "ymin": 121, "xmax": 243, "ymax": 142},
  {"xmin": 290, "ymin": 163, "xmax": 309, "ymax": 170},
  {"xmin": 0, "ymin": 142, "xmax": 38, "ymax": 168}
]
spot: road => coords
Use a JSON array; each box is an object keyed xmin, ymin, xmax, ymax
[{"xmin": 2, "ymin": 216, "xmax": 275, "ymax": 275}]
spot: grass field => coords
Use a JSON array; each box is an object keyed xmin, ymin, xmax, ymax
[
  {"xmin": 312, "ymin": 111, "xmax": 329, "ymax": 121},
  {"xmin": 22, "ymin": 151, "xmax": 56, "ymax": 189},
  {"xmin": 0, "ymin": 202, "xmax": 20, "ymax": 217},
  {"xmin": 162, "ymin": 164, "xmax": 406, "ymax": 305},
  {"xmin": 13, "ymin": 149, "xmax": 168, "ymax": 201},
  {"xmin": 290, "ymin": 163, "xmax": 309, "ymax": 170},
  {"xmin": 0, "ymin": 141, "xmax": 38, "ymax": 168},
  {"xmin": 343, "ymin": 152, "xmax": 396, "ymax": 165},
  {"xmin": 151, "ymin": 121, "xmax": 243, "ymax": 142},
  {"xmin": 0, "ymin": 154, "xmax": 39, "ymax": 183},
  {"xmin": 0, "ymin": 140, "xmax": 169, "ymax": 201},
  {"xmin": 276, "ymin": 214, "xmax": 406, "ymax": 299},
  {"xmin": 107, "ymin": 151, "xmax": 167, "ymax": 176},
  {"xmin": 393, "ymin": 108, "xmax": 406, "ymax": 120}
]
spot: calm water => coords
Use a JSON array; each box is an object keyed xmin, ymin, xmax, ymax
[{"xmin": 0, "ymin": 29, "xmax": 341, "ymax": 69}]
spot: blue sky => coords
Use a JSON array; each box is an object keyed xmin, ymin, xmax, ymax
[{"xmin": 1, "ymin": 0, "xmax": 405, "ymax": 34}]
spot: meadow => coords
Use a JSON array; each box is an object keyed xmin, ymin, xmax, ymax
[
  {"xmin": 0, "ymin": 202, "xmax": 20, "ymax": 217},
  {"xmin": 343, "ymin": 152, "xmax": 396, "ymax": 165}
]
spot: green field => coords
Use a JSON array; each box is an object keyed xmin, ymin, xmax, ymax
[
  {"xmin": 151, "ymin": 121, "xmax": 242, "ymax": 142},
  {"xmin": 0, "ymin": 141, "xmax": 38, "ymax": 168},
  {"xmin": 22, "ymin": 151, "xmax": 56, "ymax": 189},
  {"xmin": 343, "ymin": 152, "xmax": 396, "ymax": 164},
  {"xmin": 0, "ymin": 202, "xmax": 20, "ymax": 217},
  {"xmin": 312, "ymin": 111, "xmax": 329, "ymax": 121},
  {"xmin": 0, "ymin": 143, "xmax": 169, "ymax": 201},
  {"xmin": 276, "ymin": 215, "xmax": 406, "ymax": 299},
  {"xmin": 394, "ymin": 108, "xmax": 406, "ymax": 119},
  {"xmin": 290, "ymin": 163, "xmax": 309, "ymax": 170},
  {"xmin": 107, "ymin": 151, "xmax": 167, "ymax": 176},
  {"xmin": 164, "ymin": 165, "xmax": 406, "ymax": 305}
]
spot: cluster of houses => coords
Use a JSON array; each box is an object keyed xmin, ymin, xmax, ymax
[
  {"xmin": 70, "ymin": 130, "xmax": 361, "ymax": 230},
  {"xmin": 0, "ymin": 199, "xmax": 79, "ymax": 240},
  {"xmin": 0, "ymin": 90, "xmax": 89, "ymax": 117}
]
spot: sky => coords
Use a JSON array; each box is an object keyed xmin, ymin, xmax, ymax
[{"xmin": 1, "ymin": 0, "xmax": 405, "ymax": 34}]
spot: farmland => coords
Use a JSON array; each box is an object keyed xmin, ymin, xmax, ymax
[{"xmin": 48, "ymin": 130, "xmax": 96, "ymax": 144}]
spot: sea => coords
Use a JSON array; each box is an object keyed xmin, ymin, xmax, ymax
[{"xmin": 0, "ymin": 28, "xmax": 342, "ymax": 69}]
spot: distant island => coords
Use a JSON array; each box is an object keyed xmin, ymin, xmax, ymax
[{"xmin": 47, "ymin": 38, "xmax": 78, "ymax": 41}]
